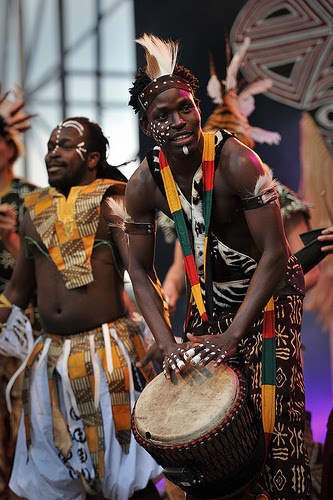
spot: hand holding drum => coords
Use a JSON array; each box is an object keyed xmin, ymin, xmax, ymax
[
  {"xmin": 162, "ymin": 332, "xmax": 238, "ymax": 379},
  {"xmin": 185, "ymin": 332, "xmax": 238, "ymax": 367}
]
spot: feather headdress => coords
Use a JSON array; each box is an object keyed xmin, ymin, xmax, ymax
[
  {"xmin": 135, "ymin": 34, "xmax": 192, "ymax": 111},
  {"xmin": 136, "ymin": 34, "xmax": 179, "ymax": 80},
  {"xmin": 204, "ymin": 38, "xmax": 281, "ymax": 147},
  {"xmin": 0, "ymin": 83, "xmax": 34, "ymax": 157}
]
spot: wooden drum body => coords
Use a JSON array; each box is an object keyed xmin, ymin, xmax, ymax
[{"xmin": 132, "ymin": 362, "xmax": 266, "ymax": 499}]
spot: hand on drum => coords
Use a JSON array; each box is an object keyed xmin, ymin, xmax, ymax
[
  {"xmin": 184, "ymin": 333, "xmax": 238, "ymax": 368},
  {"xmin": 162, "ymin": 341, "xmax": 197, "ymax": 380},
  {"xmin": 136, "ymin": 342, "xmax": 164, "ymax": 370}
]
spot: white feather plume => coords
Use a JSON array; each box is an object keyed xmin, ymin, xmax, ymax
[
  {"xmin": 206, "ymin": 74, "xmax": 223, "ymax": 104},
  {"xmin": 225, "ymin": 37, "xmax": 251, "ymax": 91},
  {"xmin": 136, "ymin": 34, "xmax": 179, "ymax": 80},
  {"xmin": 239, "ymin": 79, "xmax": 273, "ymax": 116},
  {"xmin": 253, "ymin": 171, "xmax": 275, "ymax": 196},
  {"xmin": 106, "ymin": 196, "xmax": 130, "ymax": 231},
  {"xmin": 239, "ymin": 95, "xmax": 255, "ymax": 117},
  {"xmin": 239, "ymin": 78, "xmax": 273, "ymax": 101},
  {"xmin": 244, "ymin": 171, "xmax": 278, "ymax": 204},
  {"xmin": 250, "ymin": 127, "xmax": 281, "ymax": 145}
]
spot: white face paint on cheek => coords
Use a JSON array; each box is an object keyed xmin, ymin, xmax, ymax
[
  {"xmin": 150, "ymin": 121, "xmax": 163, "ymax": 146},
  {"xmin": 76, "ymin": 141, "xmax": 87, "ymax": 161}
]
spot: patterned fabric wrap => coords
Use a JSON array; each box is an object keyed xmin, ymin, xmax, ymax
[
  {"xmin": 0, "ymin": 357, "xmax": 22, "ymax": 498},
  {"xmin": 24, "ymin": 179, "xmax": 125, "ymax": 289},
  {"xmin": 186, "ymin": 291, "xmax": 311, "ymax": 499},
  {"xmin": 21, "ymin": 317, "xmax": 155, "ymax": 494}
]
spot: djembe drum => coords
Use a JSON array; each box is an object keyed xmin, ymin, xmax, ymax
[{"xmin": 132, "ymin": 362, "xmax": 266, "ymax": 499}]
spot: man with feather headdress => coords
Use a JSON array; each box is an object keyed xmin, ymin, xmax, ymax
[{"xmin": 127, "ymin": 34, "xmax": 311, "ymax": 498}]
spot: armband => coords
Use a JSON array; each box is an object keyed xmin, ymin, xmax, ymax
[
  {"xmin": 0, "ymin": 305, "xmax": 34, "ymax": 359},
  {"xmin": 241, "ymin": 188, "xmax": 278, "ymax": 210},
  {"xmin": 241, "ymin": 172, "xmax": 278, "ymax": 210},
  {"xmin": 106, "ymin": 196, "xmax": 156, "ymax": 235},
  {"xmin": 124, "ymin": 221, "xmax": 156, "ymax": 235}
]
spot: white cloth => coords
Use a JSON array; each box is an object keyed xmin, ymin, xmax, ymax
[
  {"xmin": 9, "ymin": 326, "xmax": 162, "ymax": 500},
  {"xmin": 0, "ymin": 305, "xmax": 34, "ymax": 359}
]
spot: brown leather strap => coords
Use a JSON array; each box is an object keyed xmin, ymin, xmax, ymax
[
  {"xmin": 241, "ymin": 188, "xmax": 278, "ymax": 210},
  {"xmin": 124, "ymin": 220, "xmax": 156, "ymax": 235}
]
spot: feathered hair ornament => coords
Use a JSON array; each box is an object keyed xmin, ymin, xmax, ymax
[
  {"xmin": 0, "ymin": 83, "xmax": 35, "ymax": 159},
  {"xmin": 204, "ymin": 37, "xmax": 281, "ymax": 148},
  {"xmin": 136, "ymin": 34, "xmax": 179, "ymax": 80},
  {"xmin": 135, "ymin": 34, "xmax": 193, "ymax": 111}
]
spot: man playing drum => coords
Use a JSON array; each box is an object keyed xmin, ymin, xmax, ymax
[{"xmin": 126, "ymin": 35, "xmax": 311, "ymax": 499}]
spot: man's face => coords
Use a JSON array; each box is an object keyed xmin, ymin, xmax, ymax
[
  {"xmin": 144, "ymin": 88, "xmax": 202, "ymax": 157},
  {"xmin": 45, "ymin": 121, "xmax": 90, "ymax": 190}
]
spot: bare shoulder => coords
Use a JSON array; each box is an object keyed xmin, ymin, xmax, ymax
[
  {"xmin": 125, "ymin": 157, "xmax": 157, "ymax": 217},
  {"xmin": 218, "ymin": 137, "xmax": 265, "ymax": 197}
]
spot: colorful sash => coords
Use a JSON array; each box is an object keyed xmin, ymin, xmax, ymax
[
  {"xmin": 158, "ymin": 132, "xmax": 276, "ymax": 448},
  {"xmin": 159, "ymin": 133, "xmax": 215, "ymax": 322}
]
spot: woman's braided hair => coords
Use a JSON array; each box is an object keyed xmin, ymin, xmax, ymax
[{"xmin": 128, "ymin": 65, "xmax": 200, "ymax": 117}]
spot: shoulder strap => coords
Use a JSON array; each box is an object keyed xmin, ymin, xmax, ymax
[
  {"xmin": 147, "ymin": 148, "xmax": 166, "ymax": 198},
  {"xmin": 147, "ymin": 130, "xmax": 234, "ymax": 200}
]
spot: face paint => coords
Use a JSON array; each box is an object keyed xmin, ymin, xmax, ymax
[
  {"xmin": 45, "ymin": 119, "xmax": 92, "ymax": 190},
  {"xmin": 51, "ymin": 122, "xmax": 63, "ymax": 155},
  {"xmin": 145, "ymin": 88, "xmax": 202, "ymax": 157},
  {"xmin": 62, "ymin": 120, "xmax": 87, "ymax": 161},
  {"xmin": 150, "ymin": 119, "xmax": 171, "ymax": 147},
  {"xmin": 76, "ymin": 141, "xmax": 87, "ymax": 161}
]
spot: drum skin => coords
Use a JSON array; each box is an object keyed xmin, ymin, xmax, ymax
[{"xmin": 132, "ymin": 362, "xmax": 266, "ymax": 499}]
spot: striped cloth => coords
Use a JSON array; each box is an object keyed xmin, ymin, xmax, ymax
[
  {"xmin": 159, "ymin": 133, "xmax": 215, "ymax": 323},
  {"xmin": 262, "ymin": 296, "xmax": 276, "ymax": 447}
]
